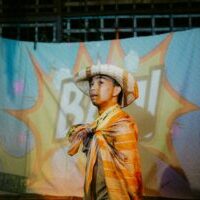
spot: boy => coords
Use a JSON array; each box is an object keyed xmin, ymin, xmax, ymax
[{"xmin": 67, "ymin": 64, "xmax": 142, "ymax": 200}]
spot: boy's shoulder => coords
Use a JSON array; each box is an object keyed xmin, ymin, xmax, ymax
[{"xmin": 110, "ymin": 107, "xmax": 136, "ymax": 126}]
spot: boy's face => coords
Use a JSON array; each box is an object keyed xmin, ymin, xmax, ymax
[{"xmin": 89, "ymin": 75, "xmax": 120, "ymax": 107}]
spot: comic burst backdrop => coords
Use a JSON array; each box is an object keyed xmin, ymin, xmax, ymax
[{"xmin": 0, "ymin": 28, "xmax": 200, "ymax": 198}]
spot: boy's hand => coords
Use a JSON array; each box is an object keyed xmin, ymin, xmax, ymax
[{"xmin": 68, "ymin": 124, "xmax": 91, "ymax": 143}]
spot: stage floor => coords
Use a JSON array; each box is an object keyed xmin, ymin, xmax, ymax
[{"xmin": 0, "ymin": 194, "xmax": 198, "ymax": 200}]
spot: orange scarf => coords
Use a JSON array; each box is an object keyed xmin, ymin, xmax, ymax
[{"xmin": 67, "ymin": 105, "xmax": 142, "ymax": 199}]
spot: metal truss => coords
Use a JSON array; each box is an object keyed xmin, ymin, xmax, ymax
[
  {"xmin": 0, "ymin": 0, "xmax": 200, "ymax": 42},
  {"xmin": 62, "ymin": 14, "xmax": 200, "ymax": 42}
]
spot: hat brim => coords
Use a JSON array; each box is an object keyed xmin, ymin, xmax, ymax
[{"xmin": 74, "ymin": 64, "xmax": 138, "ymax": 107}]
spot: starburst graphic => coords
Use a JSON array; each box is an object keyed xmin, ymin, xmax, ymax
[
  {"xmin": 73, "ymin": 42, "xmax": 93, "ymax": 75},
  {"xmin": 5, "ymin": 53, "xmax": 70, "ymax": 192},
  {"xmin": 2, "ymin": 34, "xmax": 199, "ymax": 196},
  {"xmin": 73, "ymin": 34, "xmax": 199, "ymax": 193}
]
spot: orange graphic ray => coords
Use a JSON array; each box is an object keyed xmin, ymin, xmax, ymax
[
  {"xmin": 138, "ymin": 34, "xmax": 173, "ymax": 77},
  {"xmin": 5, "ymin": 52, "xmax": 67, "ymax": 186},
  {"xmin": 4, "ymin": 44, "xmax": 94, "ymax": 190},
  {"xmin": 73, "ymin": 42, "xmax": 94, "ymax": 74},
  {"xmin": 145, "ymin": 74, "xmax": 199, "ymax": 177},
  {"xmin": 138, "ymin": 34, "xmax": 199, "ymax": 177},
  {"xmin": 107, "ymin": 38, "xmax": 125, "ymax": 67},
  {"xmin": 106, "ymin": 33, "xmax": 197, "ymax": 178}
]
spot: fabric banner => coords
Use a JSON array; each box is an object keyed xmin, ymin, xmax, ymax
[{"xmin": 0, "ymin": 29, "xmax": 200, "ymax": 198}]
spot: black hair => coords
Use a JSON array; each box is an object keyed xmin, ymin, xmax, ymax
[{"xmin": 112, "ymin": 79, "xmax": 123, "ymax": 105}]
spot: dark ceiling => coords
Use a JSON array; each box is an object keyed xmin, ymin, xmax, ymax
[{"xmin": 0, "ymin": 0, "xmax": 200, "ymax": 42}]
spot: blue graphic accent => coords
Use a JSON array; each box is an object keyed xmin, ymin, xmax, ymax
[
  {"xmin": 166, "ymin": 29, "xmax": 200, "ymax": 106},
  {"xmin": 4, "ymin": 40, "xmax": 19, "ymax": 99}
]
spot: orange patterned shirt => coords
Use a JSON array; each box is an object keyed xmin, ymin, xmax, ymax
[{"xmin": 68, "ymin": 105, "xmax": 143, "ymax": 200}]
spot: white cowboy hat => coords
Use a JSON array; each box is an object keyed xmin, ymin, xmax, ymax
[{"xmin": 74, "ymin": 64, "xmax": 139, "ymax": 107}]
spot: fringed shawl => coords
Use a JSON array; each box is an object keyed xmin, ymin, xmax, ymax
[{"xmin": 67, "ymin": 105, "xmax": 142, "ymax": 200}]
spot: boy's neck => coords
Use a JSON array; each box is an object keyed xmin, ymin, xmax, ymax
[{"xmin": 98, "ymin": 100, "xmax": 118, "ymax": 115}]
